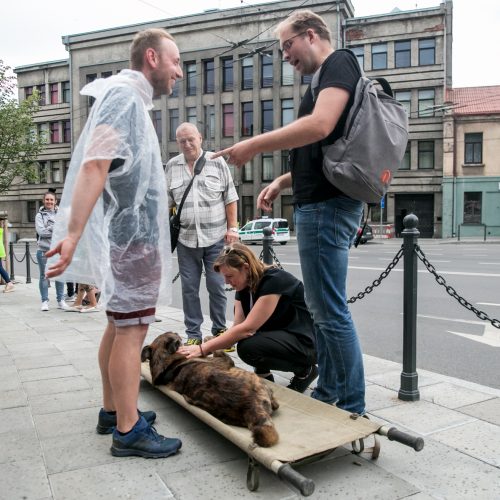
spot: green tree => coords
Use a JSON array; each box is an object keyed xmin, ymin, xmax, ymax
[{"xmin": 0, "ymin": 60, "xmax": 44, "ymax": 194}]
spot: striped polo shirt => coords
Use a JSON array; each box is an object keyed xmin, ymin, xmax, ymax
[{"xmin": 166, "ymin": 151, "xmax": 239, "ymax": 248}]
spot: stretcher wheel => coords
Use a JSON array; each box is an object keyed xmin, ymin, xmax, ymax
[{"xmin": 246, "ymin": 457, "xmax": 260, "ymax": 491}]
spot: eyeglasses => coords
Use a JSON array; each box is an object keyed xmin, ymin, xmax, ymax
[{"xmin": 281, "ymin": 30, "xmax": 308, "ymax": 52}]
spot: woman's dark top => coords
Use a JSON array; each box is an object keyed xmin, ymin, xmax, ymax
[{"xmin": 235, "ymin": 267, "xmax": 314, "ymax": 345}]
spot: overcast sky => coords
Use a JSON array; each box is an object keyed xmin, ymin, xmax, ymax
[{"xmin": 1, "ymin": 0, "xmax": 498, "ymax": 88}]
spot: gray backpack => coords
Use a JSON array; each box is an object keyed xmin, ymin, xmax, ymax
[{"xmin": 311, "ymin": 51, "xmax": 408, "ymax": 204}]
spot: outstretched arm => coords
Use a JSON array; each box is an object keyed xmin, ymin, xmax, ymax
[{"xmin": 212, "ymin": 86, "xmax": 350, "ymax": 167}]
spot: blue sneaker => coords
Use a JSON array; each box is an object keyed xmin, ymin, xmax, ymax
[
  {"xmin": 110, "ymin": 416, "xmax": 182, "ymax": 458},
  {"xmin": 96, "ymin": 408, "xmax": 157, "ymax": 435}
]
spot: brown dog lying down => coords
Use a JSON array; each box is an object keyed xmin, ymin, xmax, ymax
[{"xmin": 141, "ymin": 332, "xmax": 279, "ymax": 447}]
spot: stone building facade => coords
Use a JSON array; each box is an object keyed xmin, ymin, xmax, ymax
[{"xmin": 4, "ymin": 0, "xmax": 454, "ymax": 239}]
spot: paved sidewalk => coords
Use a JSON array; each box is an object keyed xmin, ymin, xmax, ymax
[{"xmin": 1, "ymin": 280, "xmax": 499, "ymax": 500}]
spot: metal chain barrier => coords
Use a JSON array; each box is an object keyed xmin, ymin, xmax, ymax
[
  {"xmin": 415, "ymin": 244, "xmax": 500, "ymax": 329},
  {"xmin": 347, "ymin": 246, "xmax": 404, "ymax": 304}
]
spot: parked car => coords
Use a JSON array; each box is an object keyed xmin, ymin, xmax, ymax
[
  {"xmin": 357, "ymin": 224, "xmax": 374, "ymax": 244},
  {"xmin": 238, "ymin": 217, "xmax": 290, "ymax": 245}
]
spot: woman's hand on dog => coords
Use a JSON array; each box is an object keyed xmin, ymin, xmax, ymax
[{"xmin": 178, "ymin": 345, "xmax": 203, "ymax": 359}]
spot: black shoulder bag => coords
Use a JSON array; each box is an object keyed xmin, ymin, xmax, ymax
[{"xmin": 169, "ymin": 151, "xmax": 207, "ymax": 252}]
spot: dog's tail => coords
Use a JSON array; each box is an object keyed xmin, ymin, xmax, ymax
[{"xmin": 250, "ymin": 417, "xmax": 279, "ymax": 447}]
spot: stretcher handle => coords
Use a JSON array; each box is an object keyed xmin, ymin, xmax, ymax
[
  {"xmin": 277, "ymin": 464, "xmax": 315, "ymax": 497},
  {"xmin": 379, "ymin": 426, "xmax": 424, "ymax": 451}
]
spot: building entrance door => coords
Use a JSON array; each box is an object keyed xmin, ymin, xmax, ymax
[{"xmin": 395, "ymin": 194, "xmax": 434, "ymax": 238}]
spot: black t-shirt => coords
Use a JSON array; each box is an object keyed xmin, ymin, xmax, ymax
[
  {"xmin": 291, "ymin": 49, "xmax": 361, "ymax": 204},
  {"xmin": 235, "ymin": 267, "xmax": 314, "ymax": 344}
]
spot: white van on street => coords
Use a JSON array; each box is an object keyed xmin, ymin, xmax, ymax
[{"xmin": 238, "ymin": 217, "xmax": 290, "ymax": 245}]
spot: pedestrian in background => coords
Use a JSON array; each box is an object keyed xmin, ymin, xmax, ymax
[
  {"xmin": 0, "ymin": 218, "xmax": 14, "ymax": 293},
  {"xmin": 35, "ymin": 191, "xmax": 68, "ymax": 311}
]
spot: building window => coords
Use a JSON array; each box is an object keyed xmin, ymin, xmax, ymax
[
  {"xmin": 38, "ymin": 123, "xmax": 49, "ymax": 143},
  {"xmin": 86, "ymin": 74, "xmax": 97, "ymax": 108},
  {"xmin": 204, "ymin": 60, "xmax": 215, "ymax": 94},
  {"xmin": 36, "ymin": 85, "xmax": 46, "ymax": 105},
  {"xmin": 49, "ymin": 83, "xmax": 58, "ymax": 104},
  {"xmin": 152, "ymin": 110, "xmax": 162, "ymax": 142},
  {"xmin": 101, "ymin": 71, "xmax": 112, "ymax": 78},
  {"xmin": 241, "ymin": 56, "xmax": 253, "ymax": 90},
  {"xmin": 261, "ymin": 100, "xmax": 273, "ymax": 133},
  {"xmin": 28, "ymin": 201, "xmax": 37, "ymax": 223},
  {"xmin": 51, "ymin": 161, "xmax": 62, "ymax": 183},
  {"xmin": 242, "ymin": 195, "xmax": 254, "ymax": 224},
  {"xmin": 419, "ymin": 38, "xmax": 435, "ymax": 65},
  {"xmin": 25, "ymin": 86, "xmax": 33, "ymax": 99},
  {"xmin": 281, "ymin": 150, "xmax": 290, "ymax": 174},
  {"xmin": 50, "ymin": 122, "xmax": 59, "ymax": 143},
  {"xmin": 418, "ymin": 89, "xmax": 435, "ymax": 117},
  {"xmin": 395, "ymin": 90, "xmax": 411, "ymax": 117},
  {"xmin": 186, "ymin": 63, "xmax": 196, "ymax": 96},
  {"xmin": 281, "ymin": 99, "xmax": 294, "ymax": 126},
  {"xmin": 38, "ymin": 162, "xmax": 47, "ymax": 183},
  {"xmin": 169, "ymin": 109, "xmax": 179, "ymax": 141},
  {"xmin": 400, "ymin": 143, "xmax": 411, "ymax": 170},
  {"xmin": 395, "ymin": 40, "xmax": 411, "ymax": 68},
  {"xmin": 63, "ymin": 120, "xmax": 71, "ymax": 143},
  {"xmin": 186, "ymin": 107, "xmax": 197, "ymax": 125},
  {"xmin": 261, "ymin": 54, "xmax": 273, "ymax": 88},
  {"xmin": 62, "ymin": 81, "xmax": 70, "ymax": 103},
  {"xmin": 170, "ymin": 81, "xmax": 179, "ymax": 98},
  {"xmin": 463, "ymin": 192, "xmax": 482, "ymax": 224},
  {"xmin": 418, "ymin": 141, "xmax": 434, "ymax": 169},
  {"xmin": 241, "ymin": 102, "xmax": 253, "ymax": 136},
  {"xmin": 372, "ymin": 43, "xmax": 387, "ymax": 70},
  {"xmin": 223, "ymin": 103, "xmax": 234, "ymax": 137},
  {"xmin": 351, "ymin": 46, "xmax": 364, "ymax": 70},
  {"xmin": 222, "ymin": 58, "xmax": 233, "ymax": 92},
  {"xmin": 301, "ymin": 74, "xmax": 312, "ymax": 85},
  {"xmin": 281, "ymin": 60, "xmax": 294, "ymax": 86},
  {"xmin": 242, "ymin": 163, "xmax": 253, "ymax": 182},
  {"xmin": 464, "ymin": 133, "xmax": 483, "ymax": 164},
  {"xmin": 63, "ymin": 160, "xmax": 70, "ymax": 180},
  {"xmin": 204, "ymin": 105, "xmax": 215, "ymax": 140},
  {"xmin": 262, "ymin": 154, "xmax": 274, "ymax": 181}
]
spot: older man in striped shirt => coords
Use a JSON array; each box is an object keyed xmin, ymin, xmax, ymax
[{"xmin": 166, "ymin": 122, "xmax": 239, "ymax": 346}]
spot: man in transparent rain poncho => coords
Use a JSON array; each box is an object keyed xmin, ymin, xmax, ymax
[{"xmin": 46, "ymin": 29, "xmax": 183, "ymax": 459}]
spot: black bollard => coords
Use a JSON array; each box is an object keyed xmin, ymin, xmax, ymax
[
  {"xmin": 398, "ymin": 213, "xmax": 420, "ymax": 401},
  {"xmin": 262, "ymin": 226, "xmax": 274, "ymax": 265},
  {"xmin": 25, "ymin": 241, "xmax": 32, "ymax": 284},
  {"xmin": 9, "ymin": 242, "xmax": 15, "ymax": 281}
]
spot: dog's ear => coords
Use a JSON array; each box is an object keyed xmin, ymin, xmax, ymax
[{"xmin": 141, "ymin": 345, "xmax": 152, "ymax": 362}]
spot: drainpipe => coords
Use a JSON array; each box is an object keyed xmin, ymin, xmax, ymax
[{"xmin": 452, "ymin": 117, "xmax": 457, "ymax": 237}]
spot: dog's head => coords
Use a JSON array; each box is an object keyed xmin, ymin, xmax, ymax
[{"xmin": 141, "ymin": 332, "xmax": 185, "ymax": 385}]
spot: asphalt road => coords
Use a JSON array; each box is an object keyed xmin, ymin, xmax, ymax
[{"xmin": 12, "ymin": 238, "xmax": 500, "ymax": 388}]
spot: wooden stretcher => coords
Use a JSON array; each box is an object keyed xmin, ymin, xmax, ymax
[{"xmin": 141, "ymin": 363, "xmax": 423, "ymax": 496}]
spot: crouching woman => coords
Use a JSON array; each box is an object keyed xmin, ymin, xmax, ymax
[{"xmin": 178, "ymin": 242, "xmax": 317, "ymax": 393}]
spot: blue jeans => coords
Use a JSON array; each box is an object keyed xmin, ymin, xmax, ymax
[
  {"xmin": 37, "ymin": 249, "xmax": 64, "ymax": 303},
  {"xmin": 177, "ymin": 239, "xmax": 227, "ymax": 340},
  {"xmin": 294, "ymin": 196, "xmax": 365, "ymax": 414}
]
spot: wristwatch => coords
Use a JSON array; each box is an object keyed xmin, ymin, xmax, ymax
[{"xmin": 228, "ymin": 227, "xmax": 239, "ymax": 233}]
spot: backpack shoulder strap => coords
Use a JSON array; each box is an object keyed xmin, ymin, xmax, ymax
[{"xmin": 372, "ymin": 77, "xmax": 393, "ymax": 97}]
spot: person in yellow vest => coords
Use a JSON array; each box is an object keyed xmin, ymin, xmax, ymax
[{"xmin": 0, "ymin": 218, "xmax": 14, "ymax": 293}]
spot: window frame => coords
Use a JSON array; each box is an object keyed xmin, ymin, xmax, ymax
[
  {"xmin": 371, "ymin": 43, "xmax": 388, "ymax": 70},
  {"xmin": 222, "ymin": 58, "xmax": 234, "ymax": 92},
  {"xmin": 204, "ymin": 59, "xmax": 215, "ymax": 94},
  {"xmin": 395, "ymin": 40, "xmax": 411, "ymax": 68},
  {"xmin": 261, "ymin": 100, "xmax": 273, "ymax": 133},
  {"xmin": 260, "ymin": 53, "xmax": 273, "ymax": 88},
  {"xmin": 419, "ymin": 38, "xmax": 435, "ymax": 66},
  {"xmin": 185, "ymin": 62, "xmax": 197, "ymax": 96},
  {"xmin": 222, "ymin": 103, "xmax": 234, "ymax": 137},
  {"xmin": 241, "ymin": 56, "xmax": 253, "ymax": 90},
  {"xmin": 464, "ymin": 133, "xmax": 483, "ymax": 164},
  {"xmin": 418, "ymin": 88, "xmax": 435, "ymax": 117},
  {"xmin": 261, "ymin": 153, "xmax": 274, "ymax": 182},
  {"xmin": 418, "ymin": 140, "xmax": 434, "ymax": 169},
  {"xmin": 241, "ymin": 102, "xmax": 253, "ymax": 136},
  {"xmin": 463, "ymin": 192, "xmax": 482, "ymax": 224}
]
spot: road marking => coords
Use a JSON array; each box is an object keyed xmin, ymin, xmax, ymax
[
  {"xmin": 417, "ymin": 314, "xmax": 500, "ymax": 347},
  {"xmin": 477, "ymin": 302, "xmax": 500, "ymax": 307},
  {"xmin": 447, "ymin": 324, "xmax": 500, "ymax": 347},
  {"xmin": 479, "ymin": 262, "xmax": 500, "ymax": 265}
]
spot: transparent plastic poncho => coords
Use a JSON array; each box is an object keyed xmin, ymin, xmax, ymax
[{"xmin": 49, "ymin": 70, "xmax": 172, "ymax": 311}]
